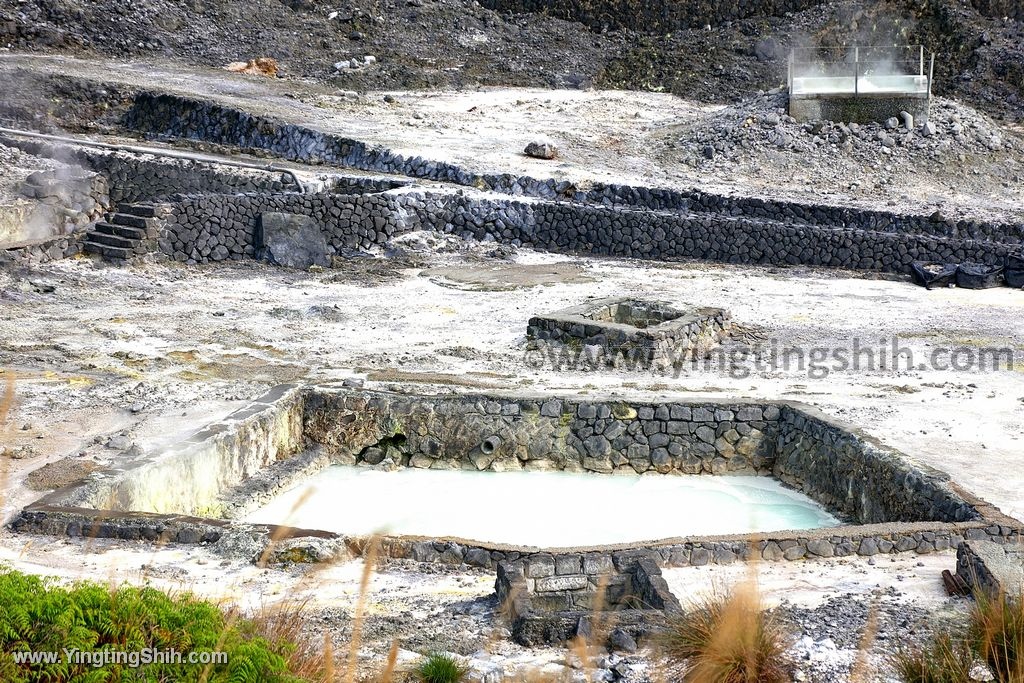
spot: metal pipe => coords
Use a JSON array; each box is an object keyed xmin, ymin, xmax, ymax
[
  {"xmin": 928, "ymin": 52, "xmax": 935, "ymax": 121},
  {"xmin": 0, "ymin": 126, "xmax": 306, "ymax": 194},
  {"xmin": 787, "ymin": 49, "xmax": 793, "ymax": 93},
  {"xmin": 854, "ymin": 46, "xmax": 860, "ymax": 96},
  {"xmin": 480, "ymin": 436, "xmax": 502, "ymax": 455}
]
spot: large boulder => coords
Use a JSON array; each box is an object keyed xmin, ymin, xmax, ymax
[
  {"xmin": 256, "ymin": 212, "xmax": 330, "ymax": 269},
  {"xmin": 524, "ymin": 140, "xmax": 558, "ymax": 160},
  {"xmin": 753, "ymin": 37, "xmax": 784, "ymax": 62}
]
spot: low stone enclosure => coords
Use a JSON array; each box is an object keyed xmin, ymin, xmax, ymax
[
  {"xmin": 955, "ymin": 540, "xmax": 1024, "ymax": 599},
  {"xmin": 14, "ymin": 384, "xmax": 1021, "ymax": 565},
  {"xmin": 4, "ymin": 85, "xmax": 1024, "ymax": 273},
  {"xmin": 496, "ymin": 554, "xmax": 683, "ymax": 646},
  {"xmin": 528, "ymin": 297, "xmax": 732, "ymax": 369},
  {"xmin": 13, "ymin": 384, "xmax": 1022, "ymax": 643}
]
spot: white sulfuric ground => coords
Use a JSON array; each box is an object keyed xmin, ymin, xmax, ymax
[
  {"xmin": 244, "ymin": 467, "xmax": 840, "ymax": 545},
  {"xmin": 0, "ymin": 175, "xmax": 1021, "ymax": 681}
]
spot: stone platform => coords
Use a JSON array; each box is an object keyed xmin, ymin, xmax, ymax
[{"xmin": 527, "ymin": 297, "xmax": 732, "ymax": 369}]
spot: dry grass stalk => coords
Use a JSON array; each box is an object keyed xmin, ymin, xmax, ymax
[
  {"xmin": 0, "ymin": 369, "xmax": 14, "ymax": 510},
  {"xmin": 972, "ymin": 588, "xmax": 1024, "ymax": 682},
  {"xmin": 345, "ymin": 534, "xmax": 381, "ymax": 683},
  {"xmin": 659, "ymin": 564, "xmax": 791, "ymax": 683},
  {"xmin": 323, "ymin": 631, "xmax": 335, "ymax": 682},
  {"xmin": 257, "ymin": 485, "xmax": 317, "ymax": 567},
  {"xmin": 379, "ymin": 639, "xmax": 400, "ymax": 683},
  {"xmin": 570, "ymin": 572, "xmax": 611, "ymax": 680}
]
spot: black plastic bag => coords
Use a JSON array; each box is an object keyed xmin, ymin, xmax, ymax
[
  {"xmin": 911, "ymin": 261, "xmax": 958, "ymax": 289},
  {"xmin": 1006, "ymin": 253, "xmax": 1024, "ymax": 289},
  {"xmin": 956, "ymin": 262, "xmax": 1004, "ymax": 289}
]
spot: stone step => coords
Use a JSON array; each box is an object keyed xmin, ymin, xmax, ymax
[
  {"xmin": 94, "ymin": 222, "xmax": 146, "ymax": 241},
  {"xmin": 110, "ymin": 213, "xmax": 150, "ymax": 229},
  {"xmin": 117, "ymin": 204, "xmax": 159, "ymax": 218},
  {"xmin": 84, "ymin": 240, "xmax": 131, "ymax": 261},
  {"xmin": 88, "ymin": 231, "xmax": 138, "ymax": 249}
]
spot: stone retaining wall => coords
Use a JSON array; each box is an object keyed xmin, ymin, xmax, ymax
[
  {"xmin": 955, "ymin": 540, "xmax": 1024, "ymax": 598},
  {"xmin": 2, "ymin": 136, "xmax": 298, "ymax": 204},
  {"xmin": 0, "ymin": 231, "xmax": 86, "ymax": 266},
  {"xmin": 773, "ymin": 405, "xmax": 979, "ymax": 525},
  {"xmin": 304, "ymin": 389, "xmax": 781, "ymax": 476},
  {"xmin": 160, "ymin": 191, "xmax": 406, "ymax": 263},
  {"xmin": 120, "ymin": 92, "xmax": 1024, "ymax": 252},
  {"xmin": 13, "ymin": 385, "xmax": 1022, "ymax": 568},
  {"xmin": 406, "ymin": 191, "xmax": 1012, "ymax": 273},
  {"xmin": 152, "ymin": 186, "xmax": 1016, "ymax": 273}
]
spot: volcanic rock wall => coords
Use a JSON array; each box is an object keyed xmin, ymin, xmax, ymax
[{"xmin": 116, "ymin": 92, "xmax": 1023, "ymax": 273}]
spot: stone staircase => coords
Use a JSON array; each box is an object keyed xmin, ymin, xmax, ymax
[{"xmin": 84, "ymin": 204, "xmax": 161, "ymax": 261}]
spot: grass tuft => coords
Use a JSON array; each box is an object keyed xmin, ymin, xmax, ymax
[
  {"xmin": 658, "ymin": 580, "xmax": 791, "ymax": 683},
  {"xmin": 891, "ymin": 589, "xmax": 1024, "ymax": 683},
  {"xmin": 888, "ymin": 631, "xmax": 974, "ymax": 683},
  {"xmin": 414, "ymin": 652, "xmax": 470, "ymax": 683},
  {"xmin": 971, "ymin": 589, "xmax": 1024, "ymax": 682}
]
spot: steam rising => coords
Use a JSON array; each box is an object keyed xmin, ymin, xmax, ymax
[{"xmin": 790, "ymin": 45, "xmax": 929, "ymax": 96}]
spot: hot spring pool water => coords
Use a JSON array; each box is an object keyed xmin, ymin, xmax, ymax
[{"xmin": 243, "ymin": 467, "xmax": 841, "ymax": 546}]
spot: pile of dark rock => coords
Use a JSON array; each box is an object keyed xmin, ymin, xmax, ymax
[{"xmin": 675, "ymin": 92, "xmax": 1021, "ymax": 167}]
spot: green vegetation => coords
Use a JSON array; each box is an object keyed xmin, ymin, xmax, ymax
[
  {"xmin": 0, "ymin": 567, "xmax": 314, "ymax": 682},
  {"xmin": 413, "ymin": 652, "xmax": 469, "ymax": 683},
  {"xmin": 658, "ymin": 582, "xmax": 791, "ymax": 683}
]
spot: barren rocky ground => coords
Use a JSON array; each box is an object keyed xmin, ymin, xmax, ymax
[
  {"xmin": 2, "ymin": 0, "xmax": 1022, "ymax": 120},
  {"xmin": 2, "ymin": 53, "xmax": 1023, "ymax": 227},
  {"xmin": 1, "ymin": 0, "xmax": 1023, "ymax": 680},
  {"xmin": 2, "ymin": 245, "xmax": 1021, "ymax": 680}
]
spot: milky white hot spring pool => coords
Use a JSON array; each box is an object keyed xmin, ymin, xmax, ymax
[{"xmin": 243, "ymin": 467, "xmax": 841, "ymax": 547}]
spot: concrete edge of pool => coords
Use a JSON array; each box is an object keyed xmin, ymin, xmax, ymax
[{"xmin": 10, "ymin": 382, "xmax": 1023, "ymax": 568}]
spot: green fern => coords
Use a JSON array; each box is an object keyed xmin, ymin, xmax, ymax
[{"xmin": 0, "ymin": 566, "xmax": 308, "ymax": 682}]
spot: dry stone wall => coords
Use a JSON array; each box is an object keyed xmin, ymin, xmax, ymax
[
  {"xmin": 13, "ymin": 385, "xmax": 1021, "ymax": 567},
  {"xmin": 773, "ymin": 405, "xmax": 979, "ymax": 525},
  {"xmin": 160, "ymin": 191, "xmax": 406, "ymax": 263},
  {"xmin": 304, "ymin": 389, "xmax": 781, "ymax": 476},
  {"xmin": 120, "ymin": 91, "xmax": 1024, "ymax": 254},
  {"xmin": 2, "ymin": 136, "xmax": 299, "ymax": 204},
  {"xmin": 0, "ymin": 231, "xmax": 86, "ymax": 265},
  {"xmin": 400, "ymin": 191, "xmax": 1013, "ymax": 273},
  {"xmin": 149, "ymin": 186, "xmax": 1017, "ymax": 272}
]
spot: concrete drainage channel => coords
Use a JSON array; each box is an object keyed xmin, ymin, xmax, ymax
[{"xmin": 11, "ymin": 383, "xmax": 1021, "ymax": 643}]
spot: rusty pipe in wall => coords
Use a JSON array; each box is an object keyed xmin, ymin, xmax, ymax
[{"xmin": 0, "ymin": 126, "xmax": 306, "ymax": 194}]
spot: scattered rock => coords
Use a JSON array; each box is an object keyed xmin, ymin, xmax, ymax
[
  {"xmin": 753, "ymin": 37, "xmax": 784, "ymax": 62},
  {"xmin": 256, "ymin": 212, "xmax": 330, "ymax": 269},
  {"xmin": 607, "ymin": 628, "xmax": 637, "ymax": 653},
  {"xmin": 524, "ymin": 140, "xmax": 558, "ymax": 160},
  {"xmin": 105, "ymin": 435, "xmax": 133, "ymax": 450}
]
